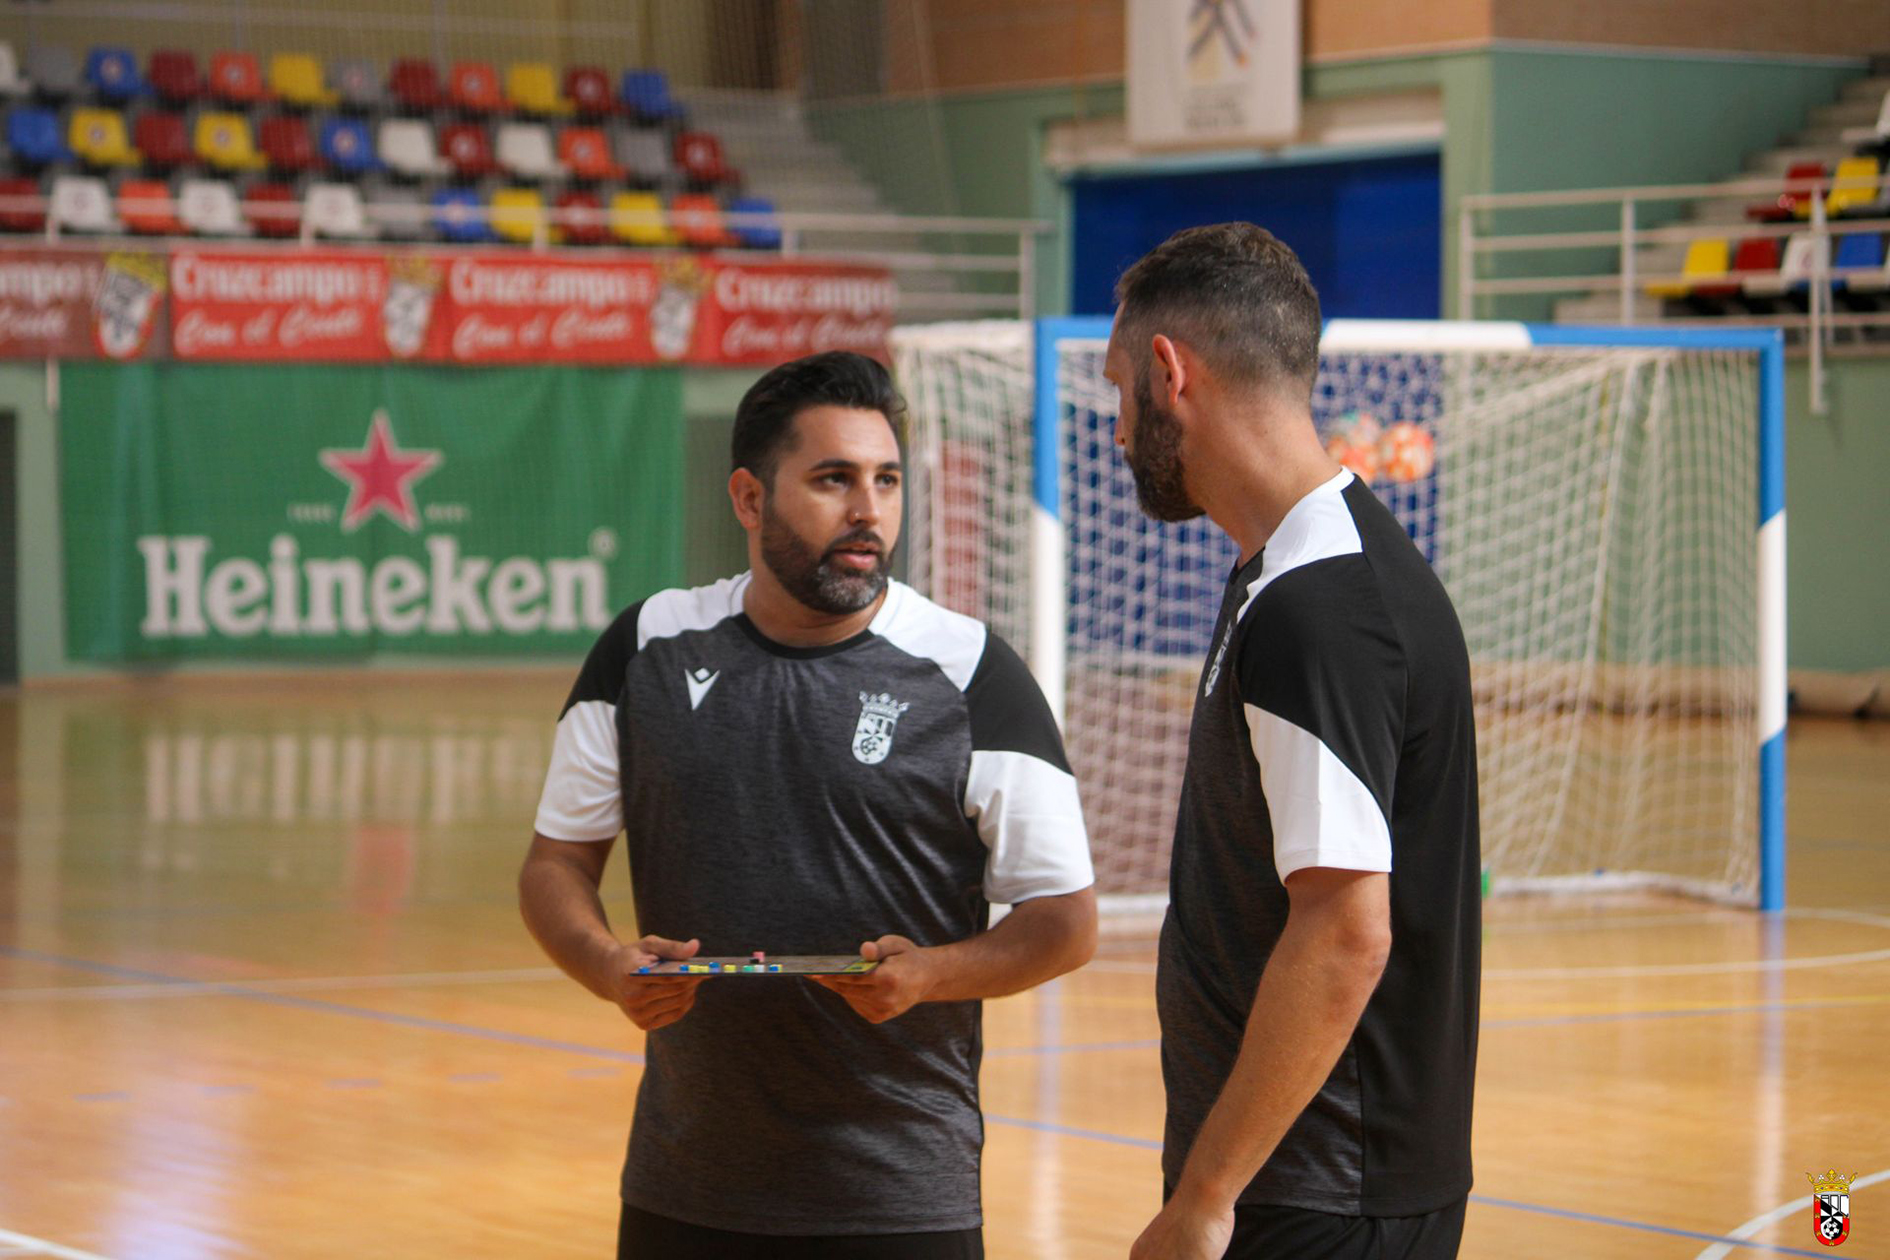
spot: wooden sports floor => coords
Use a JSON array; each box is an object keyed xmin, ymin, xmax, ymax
[{"xmin": 1, "ymin": 674, "xmax": 1885, "ymax": 1259}]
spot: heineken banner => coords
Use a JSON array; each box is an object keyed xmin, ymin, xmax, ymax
[
  {"xmin": 0, "ymin": 245, "xmax": 895, "ymax": 366},
  {"xmin": 61, "ymin": 362, "xmax": 685, "ymax": 661}
]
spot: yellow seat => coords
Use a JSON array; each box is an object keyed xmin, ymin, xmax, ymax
[
  {"xmin": 69, "ymin": 108, "xmax": 140, "ymax": 168},
  {"xmin": 505, "ymin": 62, "xmax": 571, "ymax": 115},
  {"xmin": 269, "ymin": 53, "xmax": 338, "ymax": 108},
  {"xmin": 1827, "ymin": 157, "xmax": 1882, "ymax": 218},
  {"xmin": 490, "ymin": 188, "xmax": 550, "ymax": 243},
  {"xmin": 1646, "ymin": 239, "xmax": 1729, "ymax": 299},
  {"xmin": 609, "ymin": 192, "xmax": 679, "ymax": 246},
  {"xmin": 193, "ymin": 112, "xmax": 267, "ymax": 171}
]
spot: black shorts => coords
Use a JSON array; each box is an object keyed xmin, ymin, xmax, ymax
[
  {"xmin": 617, "ymin": 1203, "xmax": 984, "ymax": 1260},
  {"xmin": 1223, "ymin": 1197, "xmax": 1467, "ymax": 1260}
]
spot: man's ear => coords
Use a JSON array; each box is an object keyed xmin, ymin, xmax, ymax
[
  {"xmin": 729, "ymin": 467, "xmax": 765, "ymax": 531},
  {"xmin": 1150, "ymin": 333, "xmax": 1188, "ymax": 409}
]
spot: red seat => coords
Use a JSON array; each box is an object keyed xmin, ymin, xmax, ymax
[
  {"xmin": 675, "ymin": 131, "xmax": 734, "ymax": 187},
  {"xmin": 245, "ymin": 183, "xmax": 300, "ymax": 238},
  {"xmin": 134, "ymin": 111, "xmax": 192, "ymax": 171},
  {"xmin": 258, "ymin": 115, "xmax": 318, "ymax": 174},
  {"xmin": 558, "ymin": 127, "xmax": 621, "ymax": 180},
  {"xmin": 1749, "ymin": 162, "xmax": 1825, "ymax": 222},
  {"xmin": 148, "ymin": 49, "xmax": 202, "ymax": 104},
  {"xmin": 0, "ymin": 177, "xmax": 46, "ymax": 233},
  {"xmin": 389, "ymin": 58, "xmax": 443, "ymax": 112},
  {"xmin": 671, "ymin": 193, "xmax": 736, "ymax": 248},
  {"xmin": 449, "ymin": 61, "xmax": 503, "ymax": 114},
  {"xmin": 563, "ymin": 66, "xmax": 614, "ymax": 118},
  {"xmin": 555, "ymin": 190, "xmax": 607, "ymax": 245},
  {"xmin": 119, "ymin": 179, "xmax": 186, "ymax": 235},
  {"xmin": 438, "ymin": 123, "xmax": 498, "ymax": 178},
  {"xmin": 208, "ymin": 51, "xmax": 270, "ymax": 104}
]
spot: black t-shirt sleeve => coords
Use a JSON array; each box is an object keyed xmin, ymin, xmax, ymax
[
  {"xmin": 537, "ymin": 600, "xmax": 644, "ymax": 841},
  {"xmin": 964, "ymin": 632, "xmax": 1071, "ymax": 772},
  {"xmin": 559, "ymin": 598, "xmax": 645, "ymax": 717}
]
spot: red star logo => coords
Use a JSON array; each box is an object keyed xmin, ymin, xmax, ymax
[{"xmin": 319, "ymin": 410, "xmax": 441, "ymax": 532}]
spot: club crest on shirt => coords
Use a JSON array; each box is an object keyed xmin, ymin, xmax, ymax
[{"xmin": 852, "ymin": 692, "xmax": 910, "ymax": 765}]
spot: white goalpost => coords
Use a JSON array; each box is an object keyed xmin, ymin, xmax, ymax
[{"xmin": 893, "ymin": 318, "xmax": 1787, "ymax": 912}]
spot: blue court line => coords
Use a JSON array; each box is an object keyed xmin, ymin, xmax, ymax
[
  {"xmin": 986, "ymin": 1114, "xmax": 1161, "ymax": 1150},
  {"xmin": 1483, "ymin": 995, "xmax": 1879, "ymax": 1030}
]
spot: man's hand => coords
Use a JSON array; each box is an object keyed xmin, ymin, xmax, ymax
[
  {"xmin": 1128, "ymin": 1189, "xmax": 1235, "ymax": 1260},
  {"xmin": 606, "ymin": 933, "xmax": 708, "ymax": 1031},
  {"xmin": 810, "ymin": 934, "xmax": 939, "ymax": 1024}
]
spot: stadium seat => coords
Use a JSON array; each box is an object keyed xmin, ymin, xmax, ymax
[
  {"xmin": 389, "ymin": 58, "xmax": 443, "ymax": 112},
  {"xmin": 1840, "ymin": 234, "xmax": 1890, "ymax": 303},
  {"xmin": 495, "ymin": 122, "xmax": 565, "ymax": 181},
  {"xmin": 490, "ymin": 187, "xmax": 548, "ymax": 243},
  {"xmin": 621, "ymin": 70, "xmax": 682, "ymax": 123},
  {"xmin": 557, "ymin": 127, "xmax": 620, "ymax": 181},
  {"xmin": 49, "ymin": 175, "xmax": 118, "ymax": 234},
  {"xmin": 6, "ymin": 106, "xmax": 71, "ymax": 166},
  {"xmin": 614, "ymin": 128, "xmax": 674, "ymax": 187},
  {"xmin": 208, "ymin": 52, "xmax": 270, "ymax": 105},
  {"xmin": 506, "ymin": 63, "xmax": 571, "ymax": 116},
  {"xmin": 439, "ymin": 122, "xmax": 498, "ymax": 178},
  {"xmin": 1725, "ymin": 236, "xmax": 1780, "ymax": 307},
  {"xmin": 671, "ymin": 193, "xmax": 736, "ymax": 248},
  {"xmin": 368, "ymin": 186, "xmax": 427, "ymax": 240},
  {"xmin": 319, "ymin": 117, "xmax": 377, "ymax": 174},
  {"xmin": 1833, "ymin": 230, "xmax": 1886, "ymax": 290},
  {"xmin": 329, "ymin": 58, "xmax": 383, "ymax": 111},
  {"xmin": 134, "ymin": 111, "xmax": 192, "ymax": 171},
  {"xmin": 85, "ymin": 46, "xmax": 145, "ymax": 101},
  {"xmin": 269, "ymin": 53, "xmax": 337, "ymax": 108},
  {"xmin": 727, "ymin": 196, "xmax": 782, "ymax": 249},
  {"xmin": 259, "ymin": 115, "xmax": 319, "ymax": 174},
  {"xmin": 675, "ymin": 131, "xmax": 734, "ymax": 188},
  {"xmin": 148, "ymin": 50, "xmax": 203, "ymax": 104},
  {"xmin": 69, "ymin": 108, "xmax": 141, "ymax": 168},
  {"xmin": 608, "ymin": 191, "xmax": 678, "ymax": 246},
  {"xmin": 0, "ymin": 176, "xmax": 45, "ymax": 232},
  {"xmin": 178, "ymin": 177, "xmax": 247, "ymax": 235},
  {"xmin": 554, "ymin": 189, "xmax": 606, "ymax": 245},
  {"xmin": 564, "ymin": 66, "xmax": 614, "ymax": 119},
  {"xmin": 25, "ymin": 46, "xmax": 81, "ymax": 101},
  {"xmin": 118, "ymin": 179, "xmax": 186, "ymax": 235},
  {"xmin": 244, "ymin": 182, "xmax": 300, "ymax": 238},
  {"xmin": 378, "ymin": 119, "xmax": 450, "ymax": 178},
  {"xmin": 1840, "ymin": 89, "xmax": 1890, "ymax": 149},
  {"xmin": 1827, "ymin": 157, "xmax": 1882, "ymax": 218},
  {"xmin": 1749, "ymin": 161, "xmax": 1825, "ymax": 223},
  {"xmin": 194, "ymin": 112, "xmax": 268, "ymax": 171},
  {"xmin": 431, "ymin": 186, "xmax": 491, "ymax": 242},
  {"xmin": 306, "ymin": 182, "xmax": 372, "ymax": 238},
  {"xmin": 1647, "ymin": 238, "xmax": 1730, "ymax": 300},
  {"xmin": 449, "ymin": 61, "xmax": 503, "ymax": 115},
  {"xmin": 0, "ymin": 43, "xmax": 29, "ymax": 97}
]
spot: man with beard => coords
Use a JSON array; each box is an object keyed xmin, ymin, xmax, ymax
[
  {"xmin": 1110, "ymin": 225, "xmax": 1480, "ymax": 1260},
  {"xmin": 519, "ymin": 350, "xmax": 1097, "ymax": 1260}
]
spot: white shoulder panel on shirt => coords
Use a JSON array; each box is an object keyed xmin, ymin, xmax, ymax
[
  {"xmin": 868, "ymin": 580, "xmax": 988, "ymax": 692},
  {"xmin": 1237, "ymin": 470, "xmax": 1363, "ymax": 624},
  {"xmin": 637, "ymin": 573, "xmax": 750, "ymax": 650}
]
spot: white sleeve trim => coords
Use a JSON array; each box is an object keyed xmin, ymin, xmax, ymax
[
  {"xmin": 1244, "ymin": 703, "xmax": 1392, "ymax": 882},
  {"xmin": 533, "ymin": 699, "xmax": 622, "ymax": 842},
  {"xmin": 964, "ymin": 749, "xmax": 1094, "ymax": 903}
]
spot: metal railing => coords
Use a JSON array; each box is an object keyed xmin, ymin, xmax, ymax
[{"xmin": 1460, "ymin": 172, "xmax": 1890, "ymax": 414}]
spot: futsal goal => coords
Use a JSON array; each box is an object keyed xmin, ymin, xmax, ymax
[{"xmin": 892, "ymin": 319, "xmax": 1786, "ymax": 910}]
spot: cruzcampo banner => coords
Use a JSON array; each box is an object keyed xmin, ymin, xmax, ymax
[{"xmin": 61, "ymin": 362, "xmax": 685, "ymax": 661}]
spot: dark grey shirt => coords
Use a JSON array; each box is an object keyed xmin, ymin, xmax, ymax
[
  {"xmin": 1158, "ymin": 472, "xmax": 1480, "ymax": 1217},
  {"xmin": 535, "ymin": 575, "xmax": 1092, "ymax": 1235}
]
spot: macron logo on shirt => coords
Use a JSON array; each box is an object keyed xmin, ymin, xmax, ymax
[{"xmin": 685, "ymin": 668, "xmax": 720, "ymax": 710}]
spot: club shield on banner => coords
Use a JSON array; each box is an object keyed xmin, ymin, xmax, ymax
[{"xmin": 0, "ymin": 249, "xmax": 167, "ymax": 360}]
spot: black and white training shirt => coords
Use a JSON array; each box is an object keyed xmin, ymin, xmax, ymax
[
  {"xmin": 534, "ymin": 574, "xmax": 1093, "ymax": 1236},
  {"xmin": 1157, "ymin": 470, "xmax": 1481, "ymax": 1218}
]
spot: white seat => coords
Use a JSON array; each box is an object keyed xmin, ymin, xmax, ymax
[
  {"xmin": 305, "ymin": 182, "xmax": 373, "ymax": 238},
  {"xmin": 494, "ymin": 122, "xmax": 565, "ymax": 181},
  {"xmin": 1743, "ymin": 234, "xmax": 1826, "ymax": 298},
  {"xmin": 49, "ymin": 175, "xmax": 118, "ymax": 233},
  {"xmin": 377, "ymin": 119, "xmax": 449, "ymax": 178},
  {"xmin": 0, "ymin": 42, "xmax": 31, "ymax": 96},
  {"xmin": 178, "ymin": 178, "xmax": 247, "ymax": 236}
]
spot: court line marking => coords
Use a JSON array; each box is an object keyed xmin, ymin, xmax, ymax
[
  {"xmin": 1693, "ymin": 1168, "xmax": 1890, "ymax": 1260},
  {"xmin": 0, "ymin": 1227, "xmax": 114, "ymax": 1260},
  {"xmin": 0, "ymin": 966, "xmax": 564, "ymax": 1002}
]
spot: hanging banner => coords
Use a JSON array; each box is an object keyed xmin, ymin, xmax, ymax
[
  {"xmin": 419, "ymin": 253, "xmax": 662, "ymax": 364},
  {"xmin": 1127, "ymin": 0, "xmax": 1300, "ymax": 151},
  {"xmin": 694, "ymin": 260, "xmax": 903, "ymax": 364},
  {"xmin": 169, "ymin": 250, "xmax": 390, "ymax": 361},
  {"xmin": 0, "ymin": 249, "xmax": 167, "ymax": 360}
]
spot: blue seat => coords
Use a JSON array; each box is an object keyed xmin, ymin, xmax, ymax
[
  {"xmin": 621, "ymin": 70, "xmax": 683, "ymax": 122},
  {"xmin": 84, "ymin": 46, "xmax": 145, "ymax": 101},
  {"xmin": 430, "ymin": 186, "xmax": 491, "ymax": 242},
  {"xmin": 318, "ymin": 117, "xmax": 377, "ymax": 173},
  {"xmin": 6, "ymin": 106, "xmax": 71, "ymax": 165},
  {"xmin": 1834, "ymin": 231, "xmax": 1886, "ymax": 298},
  {"xmin": 727, "ymin": 196, "xmax": 782, "ymax": 249}
]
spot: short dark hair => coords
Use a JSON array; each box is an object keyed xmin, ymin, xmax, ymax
[
  {"xmin": 730, "ymin": 351, "xmax": 907, "ymax": 485},
  {"xmin": 1113, "ymin": 222, "xmax": 1322, "ymax": 397}
]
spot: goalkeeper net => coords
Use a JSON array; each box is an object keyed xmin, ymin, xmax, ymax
[{"xmin": 893, "ymin": 319, "xmax": 1780, "ymax": 908}]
